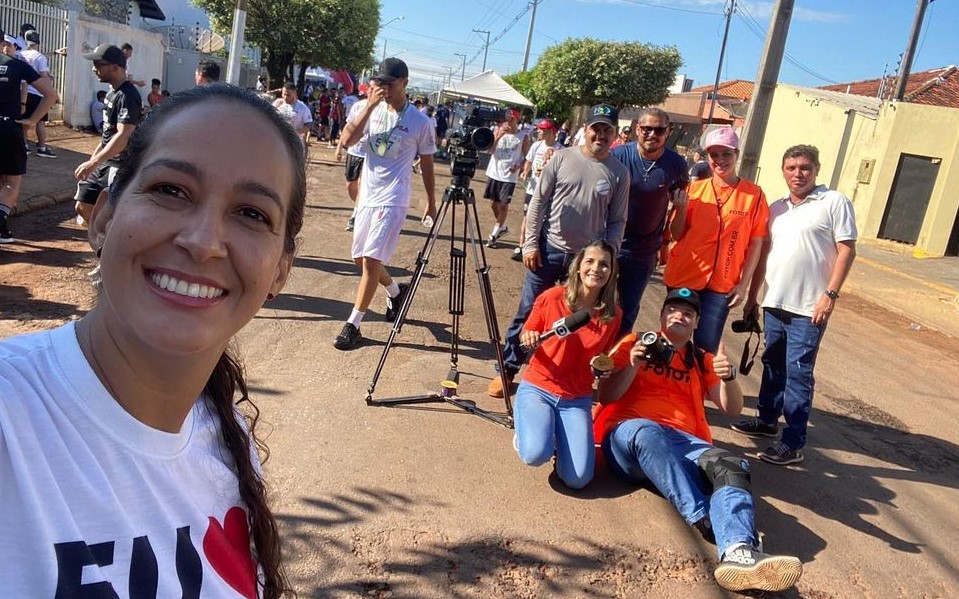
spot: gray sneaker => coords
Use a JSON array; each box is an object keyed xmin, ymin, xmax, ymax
[
  {"xmin": 714, "ymin": 546, "xmax": 802, "ymax": 592},
  {"xmin": 35, "ymin": 146, "xmax": 57, "ymax": 158},
  {"xmin": 759, "ymin": 442, "xmax": 804, "ymax": 466}
]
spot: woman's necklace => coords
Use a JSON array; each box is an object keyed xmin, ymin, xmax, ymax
[{"xmin": 711, "ymin": 177, "xmax": 739, "ymax": 207}]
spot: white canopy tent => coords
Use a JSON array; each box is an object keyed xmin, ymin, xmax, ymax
[{"xmin": 440, "ymin": 70, "xmax": 534, "ymax": 108}]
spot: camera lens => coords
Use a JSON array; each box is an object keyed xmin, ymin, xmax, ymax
[
  {"xmin": 640, "ymin": 331, "xmax": 659, "ymax": 345},
  {"xmin": 470, "ymin": 127, "xmax": 494, "ymax": 152}
]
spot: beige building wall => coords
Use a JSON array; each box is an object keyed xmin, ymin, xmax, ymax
[
  {"xmin": 754, "ymin": 85, "xmax": 959, "ymax": 257},
  {"xmin": 862, "ymin": 103, "xmax": 959, "ymax": 257}
]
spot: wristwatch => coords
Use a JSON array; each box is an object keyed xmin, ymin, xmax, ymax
[
  {"xmin": 825, "ymin": 289, "xmax": 840, "ymax": 300},
  {"xmin": 722, "ymin": 365, "xmax": 737, "ymax": 382}
]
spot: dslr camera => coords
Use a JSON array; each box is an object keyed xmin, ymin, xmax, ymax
[
  {"xmin": 731, "ymin": 309, "xmax": 762, "ymax": 334},
  {"xmin": 638, "ymin": 331, "xmax": 675, "ymax": 366},
  {"xmin": 447, "ymin": 106, "xmax": 508, "ymax": 183}
]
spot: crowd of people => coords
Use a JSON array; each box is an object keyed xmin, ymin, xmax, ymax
[{"xmin": 0, "ymin": 46, "xmax": 860, "ymax": 595}]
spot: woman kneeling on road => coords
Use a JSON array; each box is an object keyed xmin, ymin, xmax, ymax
[
  {"xmin": 512, "ymin": 240, "xmax": 621, "ymax": 489},
  {"xmin": 0, "ymin": 85, "xmax": 304, "ymax": 597}
]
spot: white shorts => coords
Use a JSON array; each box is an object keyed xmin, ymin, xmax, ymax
[{"xmin": 351, "ymin": 204, "xmax": 408, "ymax": 262}]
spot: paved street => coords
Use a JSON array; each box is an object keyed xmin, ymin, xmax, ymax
[{"xmin": 2, "ymin": 128, "xmax": 958, "ymax": 598}]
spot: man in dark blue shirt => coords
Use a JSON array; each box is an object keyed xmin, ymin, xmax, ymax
[
  {"xmin": 0, "ymin": 29, "xmax": 58, "ymax": 244},
  {"xmin": 611, "ymin": 107, "xmax": 689, "ymax": 335}
]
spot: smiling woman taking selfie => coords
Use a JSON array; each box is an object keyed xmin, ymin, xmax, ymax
[{"xmin": 0, "ymin": 85, "xmax": 304, "ymax": 597}]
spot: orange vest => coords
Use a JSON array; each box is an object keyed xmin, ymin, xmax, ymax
[{"xmin": 664, "ymin": 178, "xmax": 768, "ymax": 293}]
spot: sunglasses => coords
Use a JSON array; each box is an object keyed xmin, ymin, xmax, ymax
[{"xmin": 639, "ymin": 126, "xmax": 669, "ymax": 136}]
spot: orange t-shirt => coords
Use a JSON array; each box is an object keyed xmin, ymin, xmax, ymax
[
  {"xmin": 522, "ymin": 286, "xmax": 622, "ymax": 399},
  {"xmin": 592, "ymin": 332, "xmax": 720, "ymax": 443},
  {"xmin": 664, "ymin": 178, "xmax": 769, "ymax": 293}
]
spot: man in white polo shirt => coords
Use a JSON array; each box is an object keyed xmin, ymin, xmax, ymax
[{"xmin": 732, "ymin": 144, "xmax": 857, "ymax": 466}]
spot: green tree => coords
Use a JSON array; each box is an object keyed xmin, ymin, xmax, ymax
[
  {"xmin": 503, "ymin": 70, "xmax": 569, "ymax": 123},
  {"xmin": 532, "ymin": 38, "xmax": 682, "ymax": 115},
  {"xmin": 192, "ymin": 0, "xmax": 379, "ymax": 87}
]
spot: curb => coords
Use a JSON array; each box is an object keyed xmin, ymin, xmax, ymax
[{"xmin": 12, "ymin": 188, "xmax": 76, "ymax": 217}]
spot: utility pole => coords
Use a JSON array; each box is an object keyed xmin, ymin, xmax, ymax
[
  {"xmin": 893, "ymin": 0, "xmax": 933, "ymax": 101},
  {"xmin": 473, "ymin": 29, "xmax": 490, "ymax": 71},
  {"xmin": 522, "ymin": 0, "xmax": 539, "ymax": 72},
  {"xmin": 707, "ymin": 0, "xmax": 735, "ymax": 126},
  {"xmin": 381, "ymin": 38, "xmax": 388, "ymax": 62},
  {"xmin": 454, "ymin": 52, "xmax": 467, "ymax": 81},
  {"xmin": 224, "ymin": 0, "xmax": 247, "ymax": 85},
  {"xmin": 737, "ymin": 0, "xmax": 794, "ymax": 182}
]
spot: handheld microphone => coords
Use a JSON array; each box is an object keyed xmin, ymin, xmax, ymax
[{"xmin": 538, "ymin": 309, "xmax": 591, "ymax": 342}]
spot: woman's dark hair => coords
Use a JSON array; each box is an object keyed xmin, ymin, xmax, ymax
[
  {"xmin": 564, "ymin": 240, "xmax": 618, "ymax": 323},
  {"xmin": 109, "ymin": 84, "xmax": 305, "ymax": 598}
]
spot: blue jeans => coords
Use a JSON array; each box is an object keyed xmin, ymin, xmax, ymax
[
  {"xmin": 502, "ymin": 243, "xmax": 575, "ymax": 374},
  {"xmin": 693, "ymin": 289, "xmax": 731, "ymax": 354},
  {"xmin": 617, "ymin": 251, "xmax": 658, "ymax": 335},
  {"xmin": 602, "ymin": 418, "xmax": 757, "ymax": 558},
  {"xmin": 756, "ymin": 308, "xmax": 827, "ymax": 450},
  {"xmin": 513, "ymin": 381, "xmax": 595, "ymax": 489}
]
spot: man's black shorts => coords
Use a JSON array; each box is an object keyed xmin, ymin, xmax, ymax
[
  {"xmin": 0, "ymin": 118, "xmax": 27, "ymax": 176},
  {"xmin": 319, "ymin": 116, "xmax": 330, "ymax": 126},
  {"xmin": 23, "ymin": 94, "xmax": 49, "ymax": 123},
  {"xmin": 483, "ymin": 178, "xmax": 516, "ymax": 204},
  {"xmin": 75, "ymin": 163, "xmax": 117, "ymax": 205},
  {"xmin": 345, "ymin": 154, "xmax": 364, "ymax": 182}
]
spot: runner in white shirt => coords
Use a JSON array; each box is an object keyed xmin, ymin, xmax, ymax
[
  {"xmin": 273, "ymin": 82, "xmax": 313, "ymax": 149},
  {"xmin": 483, "ymin": 109, "xmax": 523, "ymax": 248},
  {"xmin": 19, "ymin": 31, "xmax": 58, "ymax": 157},
  {"xmin": 511, "ymin": 118, "xmax": 563, "ymax": 261},
  {"xmin": 332, "ymin": 58, "xmax": 437, "ymax": 351}
]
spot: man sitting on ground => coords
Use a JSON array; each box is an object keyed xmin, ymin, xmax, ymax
[{"xmin": 594, "ymin": 288, "xmax": 803, "ymax": 593}]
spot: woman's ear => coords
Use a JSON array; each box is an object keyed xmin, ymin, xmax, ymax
[{"xmin": 88, "ymin": 190, "xmax": 115, "ymax": 255}]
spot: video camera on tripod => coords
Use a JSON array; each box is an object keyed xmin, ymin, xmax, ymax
[{"xmin": 447, "ymin": 106, "xmax": 508, "ymax": 184}]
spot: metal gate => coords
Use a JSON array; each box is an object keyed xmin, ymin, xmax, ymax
[
  {"xmin": 0, "ymin": 0, "xmax": 69, "ymax": 121},
  {"xmin": 879, "ymin": 153, "xmax": 941, "ymax": 245}
]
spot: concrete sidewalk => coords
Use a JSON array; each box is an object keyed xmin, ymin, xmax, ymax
[{"xmin": 11, "ymin": 124, "xmax": 959, "ymax": 340}]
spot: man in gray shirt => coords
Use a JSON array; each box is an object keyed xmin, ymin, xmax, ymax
[{"xmin": 489, "ymin": 103, "xmax": 629, "ymax": 398}]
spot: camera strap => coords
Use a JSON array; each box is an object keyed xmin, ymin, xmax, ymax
[{"xmin": 740, "ymin": 330, "xmax": 761, "ymax": 375}]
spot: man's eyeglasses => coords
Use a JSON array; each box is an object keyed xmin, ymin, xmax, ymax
[{"xmin": 639, "ymin": 126, "xmax": 668, "ymax": 136}]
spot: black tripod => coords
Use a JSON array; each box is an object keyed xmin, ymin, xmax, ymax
[{"xmin": 364, "ymin": 174, "xmax": 514, "ymax": 428}]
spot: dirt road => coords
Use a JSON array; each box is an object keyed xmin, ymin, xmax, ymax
[{"xmin": 2, "ymin": 141, "xmax": 958, "ymax": 598}]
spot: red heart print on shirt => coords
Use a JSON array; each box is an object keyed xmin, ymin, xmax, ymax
[{"xmin": 203, "ymin": 506, "xmax": 257, "ymax": 598}]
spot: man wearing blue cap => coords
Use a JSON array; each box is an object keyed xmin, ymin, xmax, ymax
[{"xmin": 594, "ymin": 287, "xmax": 803, "ymax": 593}]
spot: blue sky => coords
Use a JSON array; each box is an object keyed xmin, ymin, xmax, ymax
[{"xmin": 374, "ymin": 0, "xmax": 959, "ymax": 92}]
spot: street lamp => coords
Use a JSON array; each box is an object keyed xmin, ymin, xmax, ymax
[{"xmin": 379, "ymin": 16, "xmax": 405, "ymax": 62}]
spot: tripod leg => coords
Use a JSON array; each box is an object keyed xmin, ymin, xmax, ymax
[
  {"xmin": 366, "ymin": 188, "xmax": 454, "ymax": 401},
  {"xmin": 463, "ymin": 189, "xmax": 514, "ymax": 420}
]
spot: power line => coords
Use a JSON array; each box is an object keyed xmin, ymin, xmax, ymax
[
  {"xmin": 736, "ymin": 3, "xmax": 837, "ymax": 84},
  {"xmin": 466, "ymin": 2, "xmax": 533, "ymax": 68},
  {"xmin": 611, "ymin": 0, "xmax": 723, "ymax": 16}
]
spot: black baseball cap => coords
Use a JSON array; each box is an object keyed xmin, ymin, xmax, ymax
[
  {"xmin": 24, "ymin": 30, "xmax": 40, "ymax": 44},
  {"xmin": 586, "ymin": 103, "xmax": 618, "ymax": 127},
  {"xmin": 371, "ymin": 57, "xmax": 408, "ymax": 83},
  {"xmin": 664, "ymin": 287, "xmax": 701, "ymax": 315},
  {"xmin": 82, "ymin": 44, "xmax": 127, "ymax": 68}
]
